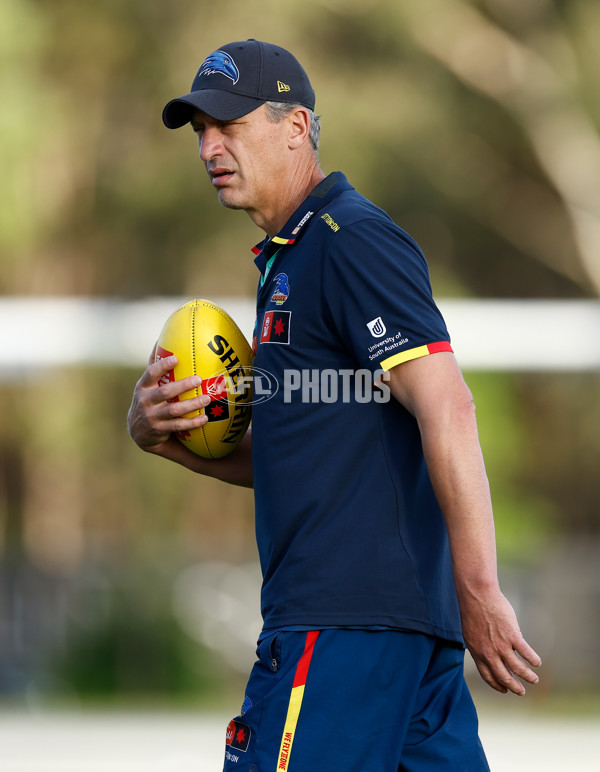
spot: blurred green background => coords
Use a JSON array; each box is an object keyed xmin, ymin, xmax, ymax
[{"xmin": 1, "ymin": 0, "xmax": 599, "ymax": 713}]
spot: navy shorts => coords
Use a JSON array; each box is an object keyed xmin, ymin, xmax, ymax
[{"xmin": 223, "ymin": 628, "xmax": 489, "ymax": 771}]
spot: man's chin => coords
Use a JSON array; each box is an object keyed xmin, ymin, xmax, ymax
[{"xmin": 217, "ymin": 191, "xmax": 244, "ymax": 211}]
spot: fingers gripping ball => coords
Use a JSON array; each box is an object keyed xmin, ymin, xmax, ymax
[{"xmin": 155, "ymin": 299, "xmax": 253, "ymax": 458}]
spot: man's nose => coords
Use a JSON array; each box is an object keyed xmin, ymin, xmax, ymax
[{"xmin": 198, "ymin": 126, "xmax": 223, "ymax": 162}]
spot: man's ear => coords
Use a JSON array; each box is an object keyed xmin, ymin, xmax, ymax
[{"xmin": 287, "ymin": 107, "xmax": 311, "ymax": 149}]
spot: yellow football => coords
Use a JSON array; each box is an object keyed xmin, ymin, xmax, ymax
[{"xmin": 154, "ymin": 299, "xmax": 253, "ymax": 458}]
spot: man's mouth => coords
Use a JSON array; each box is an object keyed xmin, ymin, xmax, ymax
[{"xmin": 210, "ymin": 168, "xmax": 235, "ymax": 186}]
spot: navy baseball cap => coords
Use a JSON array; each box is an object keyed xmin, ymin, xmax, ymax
[{"xmin": 162, "ymin": 39, "xmax": 315, "ymax": 128}]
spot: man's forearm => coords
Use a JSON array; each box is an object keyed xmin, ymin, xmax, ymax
[
  {"xmin": 148, "ymin": 429, "xmax": 254, "ymax": 489},
  {"xmin": 418, "ymin": 397, "xmax": 499, "ymax": 595}
]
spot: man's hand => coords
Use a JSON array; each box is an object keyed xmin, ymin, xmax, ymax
[
  {"xmin": 458, "ymin": 583, "xmax": 542, "ymax": 696},
  {"xmin": 127, "ymin": 351, "xmax": 254, "ymax": 487},
  {"xmin": 127, "ymin": 353, "xmax": 210, "ymax": 454}
]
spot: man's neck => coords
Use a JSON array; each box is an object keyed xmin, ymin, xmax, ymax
[{"xmin": 250, "ymin": 161, "xmax": 326, "ymax": 238}]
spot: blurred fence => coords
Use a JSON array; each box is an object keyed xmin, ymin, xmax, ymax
[{"xmin": 2, "ymin": 297, "xmax": 600, "ymax": 376}]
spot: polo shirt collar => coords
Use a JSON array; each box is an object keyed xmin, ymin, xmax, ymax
[{"xmin": 252, "ymin": 172, "xmax": 353, "ymax": 271}]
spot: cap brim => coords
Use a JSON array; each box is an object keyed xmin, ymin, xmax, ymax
[{"xmin": 162, "ymin": 90, "xmax": 266, "ymax": 128}]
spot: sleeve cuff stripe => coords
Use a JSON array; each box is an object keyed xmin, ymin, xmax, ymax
[{"xmin": 380, "ymin": 340, "xmax": 453, "ymax": 371}]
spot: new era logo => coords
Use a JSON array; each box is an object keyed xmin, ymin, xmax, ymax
[{"xmin": 277, "ymin": 80, "xmax": 290, "ymax": 93}]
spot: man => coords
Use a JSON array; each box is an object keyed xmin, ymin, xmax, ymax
[{"xmin": 128, "ymin": 39, "xmax": 541, "ymax": 770}]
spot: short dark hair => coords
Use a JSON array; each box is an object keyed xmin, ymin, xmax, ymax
[{"xmin": 264, "ymin": 101, "xmax": 321, "ymax": 152}]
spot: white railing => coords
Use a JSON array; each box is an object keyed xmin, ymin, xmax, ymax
[{"xmin": 1, "ymin": 297, "xmax": 599, "ymax": 376}]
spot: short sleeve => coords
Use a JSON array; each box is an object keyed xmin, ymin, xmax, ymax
[{"xmin": 322, "ymin": 218, "xmax": 452, "ymax": 373}]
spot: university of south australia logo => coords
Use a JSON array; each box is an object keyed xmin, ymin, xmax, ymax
[{"xmin": 367, "ymin": 316, "xmax": 386, "ymax": 338}]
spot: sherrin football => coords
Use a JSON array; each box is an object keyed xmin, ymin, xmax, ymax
[{"xmin": 154, "ymin": 299, "xmax": 253, "ymax": 458}]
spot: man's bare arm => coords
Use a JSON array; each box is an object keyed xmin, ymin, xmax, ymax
[{"xmin": 387, "ymin": 352, "xmax": 541, "ymax": 695}]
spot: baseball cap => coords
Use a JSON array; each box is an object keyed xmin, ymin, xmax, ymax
[{"xmin": 162, "ymin": 39, "xmax": 315, "ymax": 129}]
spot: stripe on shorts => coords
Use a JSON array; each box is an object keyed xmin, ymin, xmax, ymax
[{"xmin": 277, "ymin": 631, "xmax": 320, "ymax": 771}]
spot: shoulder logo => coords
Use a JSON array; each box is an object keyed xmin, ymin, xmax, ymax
[
  {"xmin": 199, "ymin": 50, "xmax": 239, "ymax": 84},
  {"xmin": 277, "ymin": 80, "xmax": 291, "ymax": 93},
  {"xmin": 270, "ymin": 273, "xmax": 290, "ymax": 305},
  {"xmin": 321, "ymin": 212, "xmax": 340, "ymax": 233},
  {"xmin": 367, "ymin": 317, "xmax": 386, "ymax": 338}
]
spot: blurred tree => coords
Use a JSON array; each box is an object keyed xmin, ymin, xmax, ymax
[{"xmin": 1, "ymin": 0, "xmax": 598, "ymax": 300}]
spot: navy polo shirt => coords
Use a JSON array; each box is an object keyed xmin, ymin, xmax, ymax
[{"xmin": 251, "ymin": 172, "xmax": 462, "ymax": 644}]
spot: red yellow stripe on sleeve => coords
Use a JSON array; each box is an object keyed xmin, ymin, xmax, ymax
[
  {"xmin": 380, "ymin": 340, "xmax": 453, "ymax": 371},
  {"xmin": 277, "ymin": 631, "xmax": 320, "ymax": 771}
]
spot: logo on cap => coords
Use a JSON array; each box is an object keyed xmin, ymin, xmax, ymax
[
  {"xmin": 199, "ymin": 50, "xmax": 240, "ymax": 84},
  {"xmin": 277, "ymin": 81, "xmax": 291, "ymax": 93}
]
